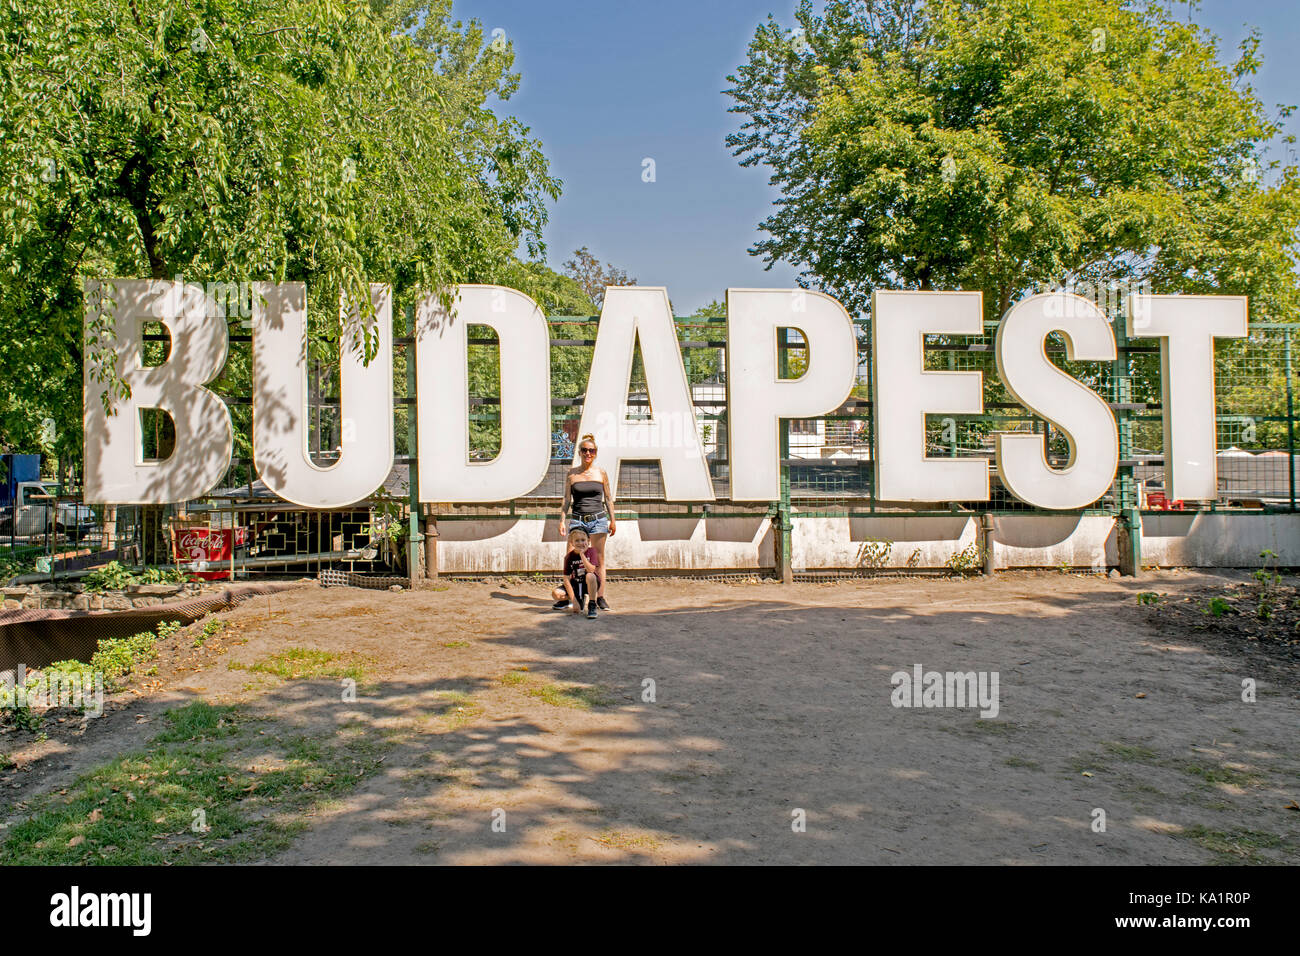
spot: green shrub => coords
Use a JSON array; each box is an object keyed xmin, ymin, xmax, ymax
[
  {"xmin": 82, "ymin": 561, "xmax": 137, "ymax": 592},
  {"xmin": 83, "ymin": 562, "xmax": 192, "ymax": 592},
  {"xmin": 136, "ymin": 566, "xmax": 189, "ymax": 585}
]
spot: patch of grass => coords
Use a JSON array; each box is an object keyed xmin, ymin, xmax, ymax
[
  {"xmin": 1104, "ymin": 742, "xmax": 1160, "ymax": 763},
  {"xmin": 500, "ymin": 670, "xmax": 528, "ymax": 686},
  {"xmin": 1003, "ymin": 756, "xmax": 1041, "ymax": 770},
  {"xmin": 1182, "ymin": 764, "xmax": 1256, "ymax": 787},
  {"xmin": 1177, "ymin": 825, "xmax": 1291, "ymax": 865},
  {"xmin": 935, "ymin": 718, "xmax": 1018, "ymax": 738},
  {"xmin": 231, "ymin": 648, "xmax": 368, "ymax": 683},
  {"xmin": 151, "ymin": 701, "xmax": 237, "ymax": 743},
  {"xmin": 1066, "ymin": 755, "xmax": 1107, "ymax": 775},
  {"xmin": 590, "ymin": 830, "xmax": 662, "ymax": 851},
  {"xmin": 526, "ymin": 683, "xmax": 614, "ymax": 711},
  {"xmin": 442, "ymin": 641, "xmax": 470, "ymax": 649},
  {"xmin": 433, "ymin": 691, "xmax": 481, "ymax": 728},
  {"xmin": 0, "ymin": 701, "xmax": 388, "ymax": 865}
]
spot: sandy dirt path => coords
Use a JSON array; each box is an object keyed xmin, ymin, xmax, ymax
[{"xmin": 5, "ymin": 571, "xmax": 1298, "ymax": 864}]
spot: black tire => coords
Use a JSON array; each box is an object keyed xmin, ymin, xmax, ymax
[{"xmin": 0, "ymin": 518, "xmax": 11, "ymax": 536}]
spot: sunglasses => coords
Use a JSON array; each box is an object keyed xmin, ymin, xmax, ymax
[{"xmin": 579, "ymin": 447, "xmax": 597, "ymax": 454}]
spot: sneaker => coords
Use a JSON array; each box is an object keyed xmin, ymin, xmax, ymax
[
  {"xmin": 596, "ymin": 596, "xmax": 610, "ymax": 612},
  {"xmin": 553, "ymin": 599, "xmax": 569, "ymax": 610},
  {"xmin": 587, "ymin": 599, "xmax": 598, "ymax": 619}
]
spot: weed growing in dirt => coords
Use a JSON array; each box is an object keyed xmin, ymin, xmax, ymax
[
  {"xmin": 1204, "ymin": 597, "xmax": 1232, "ymax": 618},
  {"xmin": 856, "ymin": 539, "xmax": 892, "ymax": 570},
  {"xmin": 1136, "ymin": 592, "xmax": 1161, "ymax": 606},
  {"xmin": 3, "ymin": 704, "xmax": 43, "ymax": 733},
  {"xmin": 0, "ymin": 701, "xmax": 389, "ymax": 864},
  {"xmin": 442, "ymin": 641, "xmax": 470, "ymax": 649},
  {"xmin": 500, "ymin": 670, "xmax": 528, "ymax": 686},
  {"xmin": 1254, "ymin": 550, "xmax": 1281, "ymax": 620},
  {"xmin": 194, "ymin": 618, "xmax": 225, "ymax": 647},
  {"xmin": 945, "ymin": 544, "xmax": 985, "ymax": 576}
]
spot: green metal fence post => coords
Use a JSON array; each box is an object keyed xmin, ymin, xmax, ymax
[
  {"xmin": 864, "ymin": 319, "xmax": 876, "ymax": 513},
  {"xmin": 405, "ymin": 303, "xmax": 423, "ymax": 586},
  {"xmin": 777, "ymin": 326, "xmax": 793, "ymax": 583},
  {"xmin": 1286, "ymin": 329, "xmax": 1296, "ymax": 513},
  {"xmin": 1113, "ymin": 314, "xmax": 1141, "ymax": 575}
]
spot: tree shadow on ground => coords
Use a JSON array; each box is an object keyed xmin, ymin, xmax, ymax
[{"xmin": 245, "ymin": 583, "xmax": 1300, "ymax": 865}]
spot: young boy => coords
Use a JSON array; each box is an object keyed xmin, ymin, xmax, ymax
[{"xmin": 553, "ymin": 529, "xmax": 600, "ymax": 619}]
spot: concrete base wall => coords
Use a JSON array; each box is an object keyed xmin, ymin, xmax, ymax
[
  {"xmin": 1139, "ymin": 512, "xmax": 1300, "ymax": 567},
  {"xmin": 433, "ymin": 513, "xmax": 1300, "ymax": 574},
  {"xmin": 435, "ymin": 516, "xmax": 774, "ymax": 574}
]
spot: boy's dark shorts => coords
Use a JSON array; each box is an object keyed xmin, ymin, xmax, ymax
[{"xmin": 567, "ymin": 575, "xmax": 588, "ymax": 603}]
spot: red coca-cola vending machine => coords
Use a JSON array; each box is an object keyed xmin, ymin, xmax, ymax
[{"xmin": 172, "ymin": 526, "xmax": 249, "ymax": 580}]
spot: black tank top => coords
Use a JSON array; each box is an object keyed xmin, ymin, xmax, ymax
[{"xmin": 571, "ymin": 480, "xmax": 605, "ymax": 515}]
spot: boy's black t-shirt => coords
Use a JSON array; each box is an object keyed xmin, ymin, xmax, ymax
[{"xmin": 565, "ymin": 547, "xmax": 600, "ymax": 580}]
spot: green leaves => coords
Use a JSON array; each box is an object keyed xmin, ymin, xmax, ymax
[
  {"xmin": 727, "ymin": 0, "xmax": 1300, "ymax": 323},
  {"xmin": 0, "ymin": 0, "xmax": 560, "ymax": 467}
]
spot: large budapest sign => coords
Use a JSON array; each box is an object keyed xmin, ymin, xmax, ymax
[{"xmin": 82, "ymin": 280, "xmax": 1246, "ymax": 510}]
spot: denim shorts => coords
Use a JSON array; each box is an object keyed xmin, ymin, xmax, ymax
[{"xmin": 567, "ymin": 513, "xmax": 610, "ymax": 535}]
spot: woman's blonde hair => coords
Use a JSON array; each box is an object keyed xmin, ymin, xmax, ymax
[{"xmin": 579, "ymin": 434, "xmax": 597, "ymax": 450}]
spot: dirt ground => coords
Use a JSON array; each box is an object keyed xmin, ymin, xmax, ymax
[{"xmin": 3, "ymin": 569, "xmax": 1298, "ymax": 864}]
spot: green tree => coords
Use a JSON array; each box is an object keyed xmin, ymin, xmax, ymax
[
  {"xmin": 726, "ymin": 0, "xmax": 1300, "ymax": 321},
  {"xmin": 0, "ymin": 0, "xmax": 559, "ymax": 475}
]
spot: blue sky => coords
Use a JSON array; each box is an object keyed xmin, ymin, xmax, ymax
[{"xmin": 451, "ymin": 0, "xmax": 1300, "ymax": 315}]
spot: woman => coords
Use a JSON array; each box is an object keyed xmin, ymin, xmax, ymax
[{"xmin": 559, "ymin": 433, "xmax": 615, "ymax": 610}]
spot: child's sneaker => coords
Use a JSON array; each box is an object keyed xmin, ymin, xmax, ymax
[
  {"xmin": 596, "ymin": 596, "xmax": 610, "ymax": 611},
  {"xmin": 552, "ymin": 599, "xmax": 569, "ymax": 610},
  {"xmin": 586, "ymin": 599, "xmax": 597, "ymax": 619}
]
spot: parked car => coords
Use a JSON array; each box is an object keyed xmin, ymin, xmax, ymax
[{"xmin": 0, "ymin": 480, "xmax": 97, "ymax": 541}]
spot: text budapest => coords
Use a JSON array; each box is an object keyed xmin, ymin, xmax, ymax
[{"xmin": 82, "ymin": 281, "xmax": 1246, "ymax": 509}]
